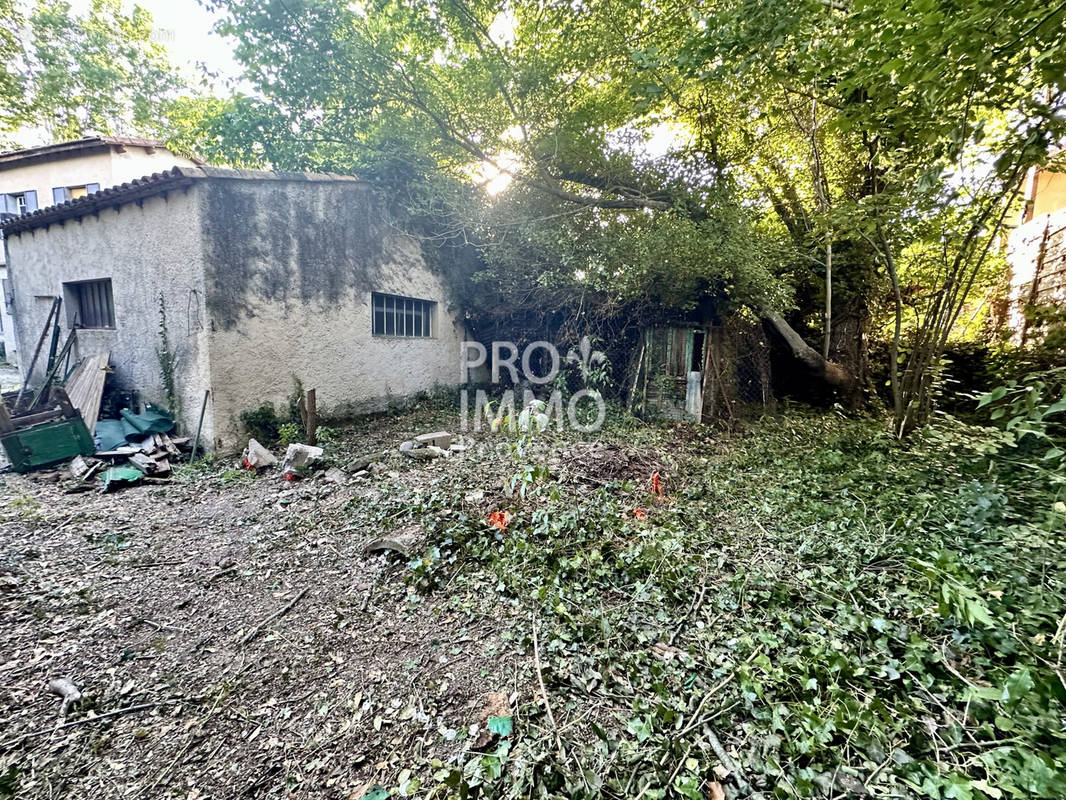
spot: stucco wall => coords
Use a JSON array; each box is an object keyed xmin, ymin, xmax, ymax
[
  {"xmin": 0, "ymin": 148, "xmax": 199, "ymax": 210},
  {"xmin": 1032, "ymin": 170, "xmax": 1066, "ymax": 220},
  {"xmin": 4, "ymin": 189, "xmax": 213, "ymax": 444},
  {"xmin": 199, "ymin": 178, "xmax": 468, "ymax": 450},
  {"xmin": 0, "ymin": 146, "xmax": 199, "ymax": 365}
]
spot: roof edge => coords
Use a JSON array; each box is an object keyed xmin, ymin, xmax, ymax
[
  {"xmin": 1, "ymin": 166, "xmax": 363, "ymax": 236},
  {"xmin": 0, "ymin": 135, "xmax": 204, "ymax": 171}
]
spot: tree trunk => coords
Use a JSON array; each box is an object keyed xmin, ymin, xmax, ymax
[{"xmin": 762, "ymin": 312, "xmax": 855, "ymax": 391}]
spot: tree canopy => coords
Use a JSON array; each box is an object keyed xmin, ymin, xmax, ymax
[
  {"xmin": 168, "ymin": 0, "xmax": 1066, "ymax": 423},
  {"xmin": 1, "ymin": 0, "xmax": 182, "ymax": 145}
]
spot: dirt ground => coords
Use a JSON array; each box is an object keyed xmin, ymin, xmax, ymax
[{"xmin": 0, "ymin": 410, "xmax": 526, "ymax": 799}]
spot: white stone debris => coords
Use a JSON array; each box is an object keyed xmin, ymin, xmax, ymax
[
  {"xmin": 281, "ymin": 442, "xmax": 324, "ymax": 472},
  {"xmin": 242, "ymin": 438, "xmax": 278, "ymax": 469}
]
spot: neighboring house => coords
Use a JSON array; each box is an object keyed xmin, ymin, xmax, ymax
[
  {"xmin": 1007, "ymin": 152, "xmax": 1066, "ymax": 343},
  {"xmin": 0, "ymin": 166, "xmax": 469, "ymax": 451},
  {"xmin": 0, "ymin": 137, "xmax": 201, "ymax": 365}
]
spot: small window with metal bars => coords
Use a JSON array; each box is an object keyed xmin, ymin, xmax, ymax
[
  {"xmin": 371, "ymin": 292, "xmax": 435, "ymax": 338},
  {"xmin": 65, "ymin": 279, "xmax": 116, "ymax": 329}
]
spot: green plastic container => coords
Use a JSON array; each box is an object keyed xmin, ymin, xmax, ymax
[{"xmin": 1, "ymin": 417, "xmax": 95, "ymax": 472}]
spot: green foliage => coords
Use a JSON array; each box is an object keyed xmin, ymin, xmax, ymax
[
  {"xmin": 315, "ymin": 425, "xmax": 340, "ymax": 445},
  {"xmin": 155, "ymin": 293, "xmax": 181, "ymax": 428},
  {"xmin": 183, "ymin": 0, "xmax": 1066, "ymax": 427},
  {"xmin": 1, "ymin": 0, "xmax": 182, "ymax": 141},
  {"xmin": 278, "ymin": 422, "xmax": 302, "ymax": 447},
  {"xmin": 239, "ymin": 403, "xmax": 280, "ymax": 445},
  {"xmin": 356, "ymin": 408, "xmax": 1066, "ymax": 797},
  {"xmin": 977, "ymin": 367, "xmax": 1066, "ymax": 485},
  {"xmin": 1022, "ymin": 303, "xmax": 1066, "ymax": 352}
]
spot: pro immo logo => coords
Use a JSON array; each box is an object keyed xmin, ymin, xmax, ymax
[{"xmin": 460, "ymin": 337, "xmax": 607, "ymax": 433}]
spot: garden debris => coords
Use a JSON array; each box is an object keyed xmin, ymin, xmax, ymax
[
  {"xmin": 239, "ymin": 587, "xmax": 309, "ymax": 646},
  {"xmin": 415, "ymin": 430, "xmax": 453, "ymax": 449},
  {"xmin": 242, "ymin": 438, "xmax": 278, "ymax": 469},
  {"xmin": 204, "ymin": 558, "xmax": 238, "ymax": 584},
  {"xmin": 324, "ymin": 467, "xmax": 348, "ymax": 484},
  {"xmin": 48, "ymin": 677, "xmax": 82, "ymax": 717},
  {"xmin": 129, "ymin": 451, "xmax": 170, "ymax": 476},
  {"xmin": 68, "ymin": 454, "xmax": 102, "ymax": 481},
  {"xmin": 0, "ymin": 386, "xmax": 95, "ymax": 472},
  {"xmin": 281, "ymin": 442, "xmax": 323, "ymax": 473},
  {"xmin": 401, "ymin": 431, "xmax": 458, "ymax": 460},
  {"xmin": 472, "ymin": 691, "xmax": 512, "ymax": 747},
  {"xmin": 487, "ymin": 510, "xmax": 511, "ymax": 530},
  {"xmin": 651, "ymin": 641, "xmax": 685, "ymax": 660},
  {"xmin": 95, "ymin": 406, "xmax": 175, "ymax": 452},
  {"xmin": 349, "ymin": 450, "xmax": 389, "ymax": 472},
  {"xmin": 120, "ymin": 406, "xmax": 174, "ymax": 437},
  {"xmin": 0, "ymin": 405, "xmax": 515, "ymax": 799},
  {"xmin": 404, "ymin": 444, "xmax": 448, "ymax": 460},
  {"xmin": 364, "ymin": 526, "xmax": 422, "ymax": 557},
  {"xmin": 99, "ymin": 464, "xmax": 144, "ymax": 492},
  {"xmin": 84, "ymin": 421, "xmax": 188, "ymax": 489},
  {"xmin": 562, "ymin": 442, "xmax": 666, "ymax": 486}
]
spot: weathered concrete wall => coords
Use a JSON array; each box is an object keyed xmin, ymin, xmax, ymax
[
  {"xmin": 199, "ymin": 178, "xmax": 467, "ymax": 450},
  {"xmin": 0, "ymin": 146, "xmax": 199, "ymax": 365},
  {"xmin": 4, "ymin": 190, "xmax": 214, "ymax": 443}
]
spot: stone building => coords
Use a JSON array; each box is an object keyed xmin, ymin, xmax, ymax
[
  {"xmin": 0, "ymin": 137, "xmax": 201, "ymax": 364},
  {"xmin": 0, "ymin": 166, "xmax": 469, "ymax": 450}
]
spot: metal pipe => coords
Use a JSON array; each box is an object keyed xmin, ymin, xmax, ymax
[{"xmin": 190, "ymin": 389, "xmax": 210, "ymax": 462}]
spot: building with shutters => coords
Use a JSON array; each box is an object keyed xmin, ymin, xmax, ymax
[
  {"xmin": 0, "ymin": 166, "xmax": 470, "ymax": 451},
  {"xmin": 0, "ymin": 137, "xmax": 201, "ymax": 365}
]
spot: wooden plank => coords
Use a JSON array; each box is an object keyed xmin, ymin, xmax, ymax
[
  {"xmin": 94, "ymin": 447, "xmax": 140, "ymax": 457},
  {"xmin": 62, "ymin": 352, "xmax": 109, "ymax": 435},
  {"xmin": 0, "ymin": 398, "xmax": 13, "ymax": 434},
  {"xmin": 10, "ymin": 408, "xmax": 65, "ymax": 429},
  {"xmin": 15, "ymin": 297, "xmax": 60, "ymax": 409}
]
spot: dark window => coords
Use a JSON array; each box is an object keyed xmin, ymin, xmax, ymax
[
  {"xmin": 371, "ymin": 292, "xmax": 435, "ymax": 337},
  {"xmin": 66, "ymin": 279, "xmax": 115, "ymax": 329}
]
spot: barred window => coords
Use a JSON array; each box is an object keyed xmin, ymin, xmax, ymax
[
  {"xmin": 65, "ymin": 279, "xmax": 115, "ymax": 329},
  {"xmin": 372, "ymin": 292, "xmax": 435, "ymax": 337}
]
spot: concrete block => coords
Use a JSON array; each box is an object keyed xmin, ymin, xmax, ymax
[{"xmin": 415, "ymin": 431, "xmax": 452, "ymax": 449}]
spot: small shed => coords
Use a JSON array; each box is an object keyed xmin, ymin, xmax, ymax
[
  {"xmin": 630, "ymin": 317, "xmax": 773, "ymax": 423},
  {"xmin": 1, "ymin": 166, "xmax": 472, "ymax": 450}
]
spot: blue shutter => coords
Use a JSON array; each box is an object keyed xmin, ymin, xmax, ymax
[
  {"xmin": 52, "ymin": 187, "xmax": 67, "ymax": 205},
  {"xmin": 24, "ymin": 190, "xmax": 37, "ymax": 212},
  {"xmin": 86, "ymin": 183, "xmax": 100, "ymax": 194}
]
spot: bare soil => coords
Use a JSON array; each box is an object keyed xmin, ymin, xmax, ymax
[{"xmin": 0, "ymin": 410, "xmax": 524, "ymax": 799}]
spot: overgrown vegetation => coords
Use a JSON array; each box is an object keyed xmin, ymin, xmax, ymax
[
  {"xmin": 237, "ymin": 374, "xmax": 339, "ymax": 446},
  {"xmin": 157, "ymin": 0, "xmax": 1066, "ymax": 425},
  {"xmin": 155, "ymin": 293, "xmax": 181, "ymax": 429},
  {"xmin": 336, "ymin": 390, "xmax": 1066, "ymax": 799}
]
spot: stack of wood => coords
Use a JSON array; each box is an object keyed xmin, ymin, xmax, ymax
[{"xmin": 83, "ymin": 435, "xmax": 194, "ymax": 480}]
